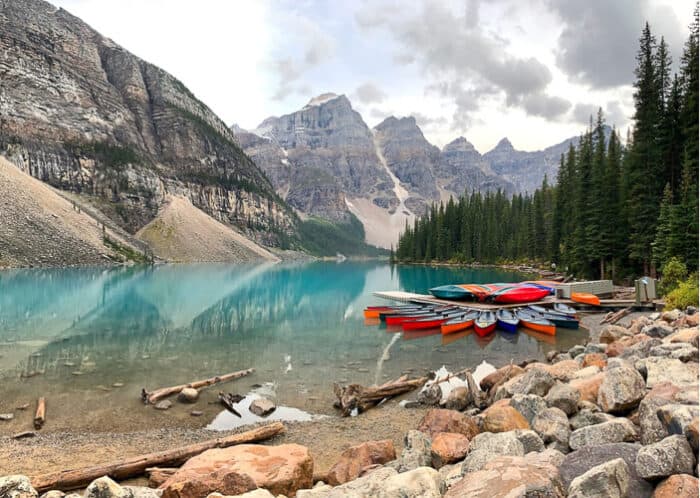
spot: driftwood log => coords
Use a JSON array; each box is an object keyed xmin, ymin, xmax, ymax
[
  {"xmin": 31, "ymin": 421, "xmax": 285, "ymax": 492},
  {"xmin": 600, "ymin": 306, "xmax": 632, "ymax": 325},
  {"xmin": 34, "ymin": 397, "xmax": 45, "ymax": 430},
  {"xmin": 333, "ymin": 375, "xmax": 427, "ymax": 416},
  {"xmin": 141, "ymin": 368, "xmax": 254, "ymax": 404}
]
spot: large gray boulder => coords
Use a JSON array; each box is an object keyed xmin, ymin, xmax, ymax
[
  {"xmin": 635, "ymin": 435, "xmax": 696, "ymax": 480},
  {"xmin": 461, "ymin": 431, "xmax": 525, "ymax": 473},
  {"xmin": 567, "ymin": 458, "xmax": 630, "ymax": 498},
  {"xmin": 638, "ymin": 357, "xmax": 699, "ymax": 388},
  {"xmin": 532, "ymin": 406, "xmax": 570, "ymax": 453},
  {"xmin": 395, "ymin": 430, "xmax": 433, "ymax": 472},
  {"xmin": 597, "ymin": 366, "xmax": 646, "ymax": 413},
  {"xmin": 296, "ymin": 467, "xmax": 397, "ymax": 497},
  {"xmin": 509, "ymin": 394, "xmax": 547, "ymax": 424},
  {"xmin": 559, "ymin": 443, "xmax": 653, "ymax": 498},
  {"xmin": 496, "ymin": 368, "xmax": 555, "ymax": 399},
  {"xmin": 569, "ymin": 418, "xmax": 638, "ymax": 451},
  {"xmin": 0, "ymin": 476, "xmax": 38, "ymax": 498},
  {"xmin": 545, "ymin": 382, "xmax": 580, "ymax": 415}
]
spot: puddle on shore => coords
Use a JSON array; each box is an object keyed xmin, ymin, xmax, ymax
[{"xmin": 207, "ymin": 392, "xmax": 322, "ymax": 431}]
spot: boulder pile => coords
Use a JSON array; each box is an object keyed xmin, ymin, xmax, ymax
[{"xmin": 4, "ymin": 309, "xmax": 698, "ymax": 497}]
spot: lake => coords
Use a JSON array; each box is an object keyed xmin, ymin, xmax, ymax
[{"xmin": 0, "ymin": 262, "xmax": 588, "ymax": 433}]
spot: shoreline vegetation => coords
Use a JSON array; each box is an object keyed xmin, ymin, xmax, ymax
[{"xmin": 2, "ymin": 307, "xmax": 698, "ymax": 497}]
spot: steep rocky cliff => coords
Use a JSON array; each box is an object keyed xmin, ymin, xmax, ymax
[
  {"xmin": 437, "ymin": 137, "xmax": 515, "ymax": 197},
  {"xmin": 0, "ymin": 0, "xmax": 295, "ymax": 246}
]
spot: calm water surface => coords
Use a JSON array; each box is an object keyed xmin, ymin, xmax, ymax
[{"xmin": 0, "ymin": 262, "xmax": 588, "ymax": 432}]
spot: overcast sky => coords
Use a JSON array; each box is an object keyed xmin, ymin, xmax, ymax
[{"xmin": 51, "ymin": 0, "xmax": 695, "ymax": 152}]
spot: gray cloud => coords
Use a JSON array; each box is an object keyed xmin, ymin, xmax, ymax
[
  {"xmin": 355, "ymin": 0, "xmax": 564, "ymax": 125},
  {"xmin": 605, "ymin": 101, "xmax": 628, "ymax": 127},
  {"xmin": 370, "ymin": 107, "xmax": 391, "ymax": 120},
  {"xmin": 411, "ymin": 112, "xmax": 448, "ymax": 128},
  {"xmin": 521, "ymin": 93, "xmax": 572, "ymax": 119},
  {"xmin": 550, "ymin": 0, "xmax": 685, "ymax": 88},
  {"xmin": 572, "ymin": 103, "xmax": 600, "ymax": 125},
  {"xmin": 270, "ymin": 15, "xmax": 335, "ymax": 101},
  {"xmin": 354, "ymin": 82, "xmax": 387, "ymax": 104}
]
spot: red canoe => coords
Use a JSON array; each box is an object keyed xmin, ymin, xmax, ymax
[
  {"xmin": 402, "ymin": 316, "xmax": 449, "ymax": 330},
  {"xmin": 491, "ymin": 285, "xmax": 551, "ymax": 304}
]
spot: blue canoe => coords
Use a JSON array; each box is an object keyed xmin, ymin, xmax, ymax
[{"xmin": 496, "ymin": 309, "xmax": 519, "ymax": 333}]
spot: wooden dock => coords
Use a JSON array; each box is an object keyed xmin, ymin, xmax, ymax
[{"xmin": 372, "ymin": 291, "xmax": 656, "ymax": 310}]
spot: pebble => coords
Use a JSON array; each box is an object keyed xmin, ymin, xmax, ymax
[
  {"xmin": 112, "ymin": 382, "xmax": 124, "ymax": 388},
  {"xmin": 0, "ymin": 413, "xmax": 14, "ymax": 421},
  {"xmin": 12, "ymin": 431, "xmax": 36, "ymax": 439},
  {"xmin": 190, "ymin": 410, "xmax": 204, "ymax": 417},
  {"xmin": 71, "ymin": 371, "xmax": 84, "ymax": 376},
  {"xmin": 63, "ymin": 362, "xmax": 76, "ymax": 367},
  {"xmin": 16, "ymin": 403, "xmax": 29, "ymax": 410}
]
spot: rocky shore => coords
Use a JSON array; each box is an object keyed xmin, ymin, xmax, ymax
[{"xmin": 3, "ymin": 308, "xmax": 698, "ymax": 497}]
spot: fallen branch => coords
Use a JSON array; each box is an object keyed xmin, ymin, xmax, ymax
[
  {"xmin": 34, "ymin": 397, "xmax": 45, "ymax": 430},
  {"xmin": 31, "ymin": 422, "xmax": 285, "ymax": 492},
  {"xmin": 141, "ymin": 368, "xmax": 254, "ymax": 404},
  {"xmin": 600, "ymin": 306, "xmax": 632, "ymax": 325},
  {"xmin": 333, "ymin": 376, "xmax": 427, "ymax": 417}
]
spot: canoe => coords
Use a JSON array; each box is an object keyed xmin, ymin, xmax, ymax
[
  {"xmin": 378, "ymin": 308, "xmax": 427, "ymax": 321},
  {"xmin": 429, "ymin": 285, "xmax": 477, "ymax": 300},
  {"xmin": 496, "ymin": 309, "xmax": 519, "ymax": 333},
  {"xmin": 458, "ymin": 284, "xmax": 494, "ymax": 301},
  {"xmin": 402, "ymin": 314, "xmax": 450, "ymax": 330},
  {"xmin": 474, "ymin": 310, "xmax": 497, "ymax": 337},
  {"xmin": 385, "ymin": 312, "xmax": 435, "ymax": 325},
  {"xmin": 491, "ymin": 284, "xmax": 551, "ymax": 304},
  {"xmin": 441, "ymin": 311, "xmax": 478, "ymax": 335},
  {"xmin": 571, "ymin": 292, "xmax": 601, "ymax": 306},
  {"xmin": 541, "ymin": 312, "xmax": 579, "ymax": 329},
  {"xmin": 516, "ymin": 310, "xmax": 556, "ymax": 335},
  {"xmin": 554, "ymin": 303, "xmax": 578, "ymax": 316},
  {"xmin": 521, "ymin": 280, "xmax": 560, "ymax": 295}
]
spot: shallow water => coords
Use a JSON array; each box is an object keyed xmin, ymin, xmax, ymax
[{"xmin": 0, "ymin": 262, "xmax": 588, "ymax": 433}]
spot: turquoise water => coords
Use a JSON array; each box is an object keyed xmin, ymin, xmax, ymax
[{"xmin": 0, "ymin": 262, "xmax": 588, "ymax": 432}]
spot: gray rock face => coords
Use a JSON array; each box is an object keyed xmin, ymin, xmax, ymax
[
  {"xmin": 498, "ymin": 368, "xmax": 555, "ymax": 399},
  {"xmin": 635, "ymin": 435, "xmax": 696, "ymax": 480},
  {"xmin": 533, "ymin": 407, "xmax": 571, "ymax": 453},
  {"xmin": 0, "ymin": 0, "xmax": 294, "ymax": 243},
  {"xmin": 0, "ymin": 475, "xmax": 38, "ymax": 498},
  {"xmin": 396, "ymin": 430, "xmax": 433, "ymax": 472},
  {"xmin": 510, "ymin": 393, "xmax": 547, "ymax": 424},
  {"xmin": 559, "ymin": 443, "xmax": 654, "ymax": 498},
  {"xmin": 545, "ymin": 382, "xmax": 581, "ymax": 415},
  {"xmin": 569, "ymin": 418, "xmax": 638, "ymax": 450},
  {"xmin": 639, "ymin": 358, "xmax": 699, "ymax": 388},
  {"xmin": 483, "ymin": 131, "xmax": 604, "ymax": 194},
  {"xmin": 597, "ymin": 366, "xmax": 646, "ymax": 414},
  {"xmin": 435, "ymin": 137, "xmax": 514, "ymax": 199},
  {"xmin": 374, "ymin": 116, "xmax": 440, "ymax": 205},
  {"xmin": 567, "ymin": 458, "xmax": 630, "ymax": 498}
]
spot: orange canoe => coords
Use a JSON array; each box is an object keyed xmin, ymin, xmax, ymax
[
  {"xmin": 441, "ymin": 317, "xmax": 475, "ymax": 335},
  {"xmin": 571, "ymin": 292, "xmax": 601, "ymax": 306}
]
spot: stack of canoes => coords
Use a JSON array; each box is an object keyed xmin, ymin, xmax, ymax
[
  {"xmin": 362, "ymin": 301, "xmax": 580, "ymax": 338},
  {"xmin": 429, "ymin": 281, "xmax": 560, "ymax": 304}
]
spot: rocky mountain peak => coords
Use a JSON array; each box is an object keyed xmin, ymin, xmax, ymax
[
  {"xmin": 491, "ymin": 137, "xmax": 515, "ymax": 153},
  {"xmin": 443, "ymin": 137, "xmax": 478, "ymax": 153}
]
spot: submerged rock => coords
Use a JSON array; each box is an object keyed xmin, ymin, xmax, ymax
[
  {"xmin": 154, "ymin": 400, "xmax": 172, "ymax": 411},
  {"xmin": 177, "ymin": 388, "xmax": 199, "ymax": 404}
]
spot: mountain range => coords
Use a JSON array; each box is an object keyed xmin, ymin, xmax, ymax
[
  {"xmin": 233, "ymin": 93, "xmax": 587, "ymax": 248},
  {"xmin": 0, "ymin": 0, "xmax": 592, "ymax": 264}
]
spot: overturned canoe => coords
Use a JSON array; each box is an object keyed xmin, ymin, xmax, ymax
[
  {"xmin": 571, "ymin": 292, "xmax": 601, "ymax": 306},
  {"xmin": 490, "ymin": 284, "xmax": 551, "ymax": 304},
  {"xmin": 429, "ymin": 285, "xmax": 477, "ymax": 300}
]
